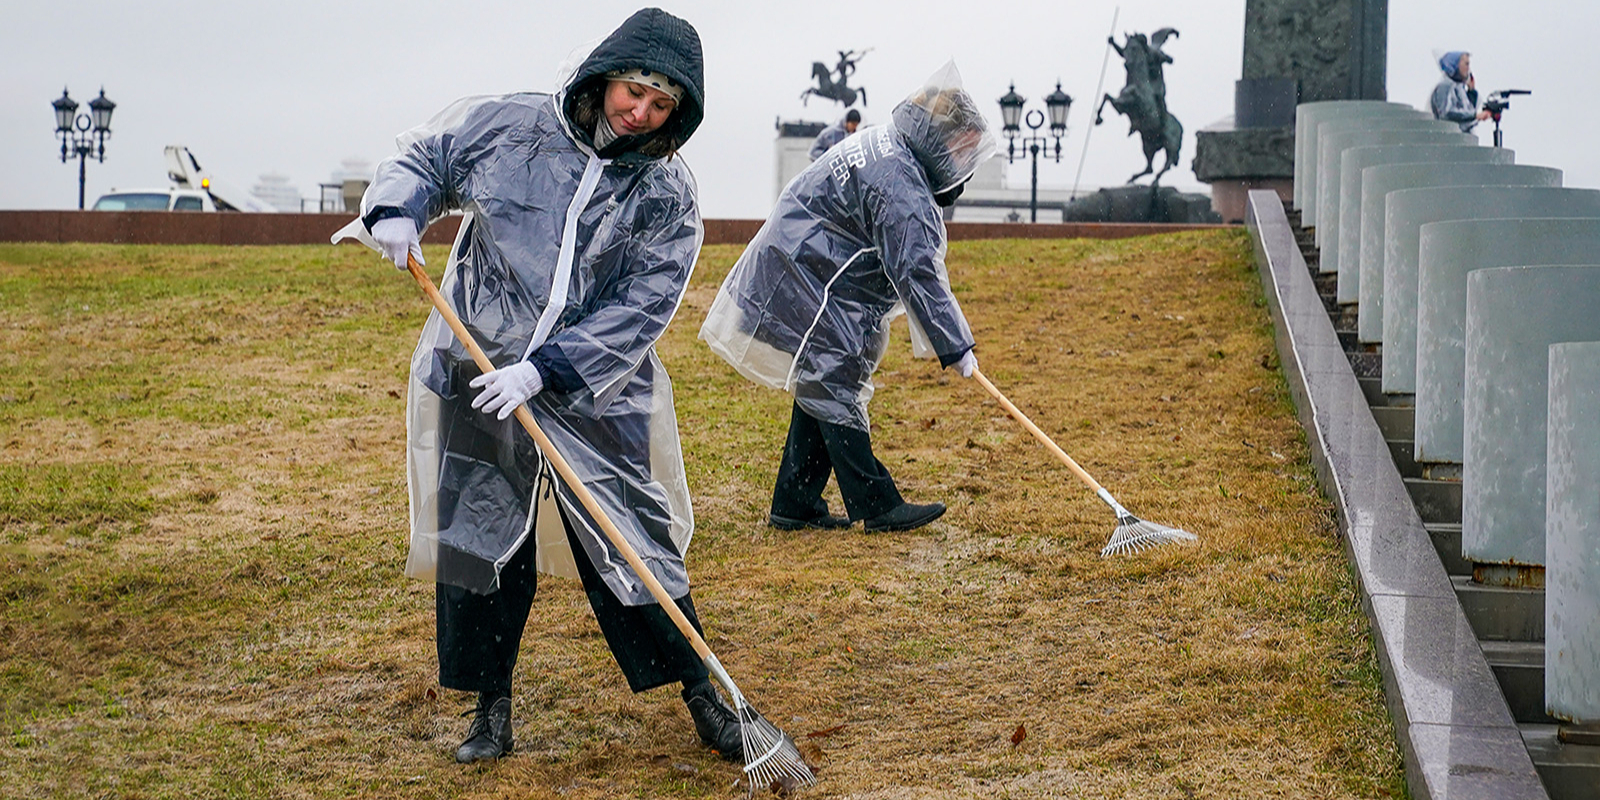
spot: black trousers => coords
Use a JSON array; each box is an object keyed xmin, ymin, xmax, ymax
[
  {"xmin": 435, "ymin": 501, "xmax": 709, "ymax": 696},
  {"xmin": 771, "ymin": 402, "xmax": 903, "ymax": 522}
]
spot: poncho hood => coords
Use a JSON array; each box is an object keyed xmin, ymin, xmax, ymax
[
  {"xmin": 890, "ymin": 61, "xmax": 997, "ymax": 194},
  {"xmin": 560, "ymin": 7, "xmax": 705, "ymax": 157}
]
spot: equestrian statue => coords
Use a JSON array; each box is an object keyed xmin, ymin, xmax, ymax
[
  {"xmin": 801, "ymin": 49, "xmax": 870, "ymax": 107},
  {"xmin": 1094, "ymin": 28, "xmax": 1183, "ymax": 184}
]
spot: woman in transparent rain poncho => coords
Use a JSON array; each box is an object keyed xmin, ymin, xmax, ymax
[
  {"xmin": 340, "ymin": 7, "xmax": 743, "ymax": 764},
  {"xmin": 701, "ymin": 63, "xmax": 994, "ymax": 534}
]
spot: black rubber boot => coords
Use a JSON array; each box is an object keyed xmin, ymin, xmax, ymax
[
  {"xmin": 455, "ymin": 695, "xmax": 514, "ymax": 763},
  {"xmin": 682, "ymin": 681, "xmax": 744, "ymax": 761},
  {"xmin": 864, "ymin": 501, "xmax": 946, "ymax": 532}
]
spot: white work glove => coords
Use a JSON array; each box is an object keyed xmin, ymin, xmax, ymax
[
  {"xmin": 370, "ymin": 217, "xmax": 423, "ymax": 270},
  {"xmin": 956, "ymin": 350, "xmax": 978, "ymax": 378},
  {"xmin": 470, "ymin": 361, "xmax": 544, "ymax": 420}
]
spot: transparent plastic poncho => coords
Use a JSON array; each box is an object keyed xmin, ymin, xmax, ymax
[
  {"xmin": 336, "ymin": 80, "xmax": 702, "ymax": 603},
  {"xmin": 699, "ymin": 61, "xmax": 990, "ymax": 431}
]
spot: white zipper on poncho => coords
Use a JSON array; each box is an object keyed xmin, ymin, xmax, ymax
[
  {"xmin": 522, "ymin": 153, "xmax": 609, "ymax": 359},
  {"xmin": 782, "ymin": 246, "xmax": 877, "ymax": 392},
  {"xmin": 490, "ymin": 152, "xmax": 610, "ymax": 583}
]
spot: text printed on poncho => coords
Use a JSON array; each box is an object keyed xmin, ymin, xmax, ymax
[{"xmin": 827, "ymin": 127, "xmax": 896, "ymax": 187}]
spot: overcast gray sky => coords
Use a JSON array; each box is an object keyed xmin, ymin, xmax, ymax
[{"xmin": 3, "ymin": 1, "xmax": 1592, "ymax": 219}]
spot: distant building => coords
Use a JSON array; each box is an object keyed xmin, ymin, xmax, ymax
[
  {"xmin": 250, "ymin": 172, "xmax": 303, "ymax": 213},
  {"xmin": 320, "ymin": 157, "xmax": 375, "ymax": 213},
  {"xmin": 774, "ymin": 120, "xmax": 826, "ymax": 205}
]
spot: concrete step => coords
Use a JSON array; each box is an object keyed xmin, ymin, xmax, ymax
[
  {"xmin": 1404, "ymin": 477, "xmax": 1463, "ymax": 524},
  {"xmin": 1521, "ymin": 724, "xmax": 1600, "ymax": 800},
  {"xmin": 1481, "ymin": 641, "xmax": 1560, "ymax": 724},
  {"xmin": 1372, "ymin": 405, "xmax": 1415, "ymax": 442},
  {"xmin": 1453, "ymin": 575, "xmax": 1544, "ymax": 642},
  {"xmin": 1331, "ymin": 305, "xmax": 1359, "ymax": 334},
  {"xmin": 1347, "ymin": 351, "xmax": 1382, "ymax": 378},
  {"xmin": 1424, "ymin": 522, "xmax": 1469, "ymax": 576},
  {"xmin": 1388, "ymin": 439, "xmax": 1423, "ymax": 479},
  {"xmin": 1358, "ymin": 376, "xmax": 1392, "ymax": 407}
]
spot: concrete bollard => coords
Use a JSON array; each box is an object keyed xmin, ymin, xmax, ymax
[
  {"xmin": 1463, "ymin": 265, "xmax": 1600, "ymax": 571},
  {"xmin": 1546, "ymin": 341, "xmax": 1600, "ymax": 726},
  {"xmin": 1313, "ymin": 124, "xmax": 1466, "ymax": 253},
  {"xmin": 1294, "ymin": 101, "xmax": 1420, "ymax": 211},
  {"xmin": 1307, "ymin": 115, "xmax": 1448, "ymax": 228},
  {"xmin": 1415, "ymin": 219, "xmax": 1600, "ymax": 466},
  {"xmin": 1331, "ymin": 144, "xmax": 1511, "ymax": 287},
  {"xmin": 1359, "ymin": 178, "xmax": 1572, "ymax": 347},
  {"xmin": 1378, "ymin": 173, "xmax": 1568, "ymax": 386},
  {"xmin": 1350, "ymin": 162, "xmax": 1543, "ymax": 309}
]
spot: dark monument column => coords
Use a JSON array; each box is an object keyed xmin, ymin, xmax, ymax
[{"xmin": 1194, "ymin": 0, "xmax": 1388, "ymax": 222}]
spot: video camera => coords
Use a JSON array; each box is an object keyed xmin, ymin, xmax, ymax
[
  {"xmin": 1481, "ymin": 89, "xmax": 1531, "ymax": 147},
  {"xmin": 1482, "ymin": 89, "xmax": 1531, "ymax": 119}
]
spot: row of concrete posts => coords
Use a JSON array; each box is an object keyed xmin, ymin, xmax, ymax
[{"xmin": 1295, "ymin": 100, "xmax": 1598, "ymax": 731}]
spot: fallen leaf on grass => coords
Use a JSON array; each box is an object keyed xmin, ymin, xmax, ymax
[
  {"xmin": 919, "ymin": 417, "xmax": 938, "ymax": 430},
  {"xmin": 425, "ymin": 687, "xmax": 437, "ymax": 701},
  {"xmin": 1010, "ymin": 724, "xmax": 1027, "ymax": 746},
  {"xmin": 806, "ymin": 724, "xmax": 846, "ymax": 738},
  {"xmin": 769, "ymin": 776, "xmax": 801, "ymax": 796}
]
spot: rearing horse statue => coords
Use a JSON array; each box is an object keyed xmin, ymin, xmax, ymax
[
  {"xmin": 801, "ymin": 49, "xmax": 869, "ymax": 108},
  {"xmin": 1093, "ymin": 29, "xmax": 1183, "ymax": 184}
]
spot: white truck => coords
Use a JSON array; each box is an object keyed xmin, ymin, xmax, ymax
[
  {"xmin": 162, "ymin": 145, "xmax": 275, "ymax": 212},
  {"xmin": 93, "ymin": 146, "xmax": 276, "ymax": 212}
]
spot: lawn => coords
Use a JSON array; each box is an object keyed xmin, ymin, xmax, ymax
[{"xmin": 0, "ymin": 232, "xmax": 1404, "ymax": 799}]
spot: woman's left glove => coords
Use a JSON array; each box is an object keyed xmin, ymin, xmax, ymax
[
  {"xmin": 469, "ymin": 361, "xmax": 544, "ymax": 420},
  {"xmin": 956, "ymin": 351, "xmax": 978, "ymax": 378}
]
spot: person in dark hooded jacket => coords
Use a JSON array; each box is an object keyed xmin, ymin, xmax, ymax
[
  {"xmin": 701, "ymin": 62, "xmax": 995, "ymax": 534},
  {"xmin": 344, "ymin": 8, "xmax": 744, "ymax": 765},
  {"xmin": 809, "ymin": 109, "xmax": 862, "ymax": 160}
]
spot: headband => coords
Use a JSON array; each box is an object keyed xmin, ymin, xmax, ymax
[{"xmin": 605, "ymin": 68, "xmax": 684, "ymax": 104}]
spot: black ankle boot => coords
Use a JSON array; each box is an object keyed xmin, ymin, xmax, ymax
[
  {"xmin": 455, "ymin": 694, "xmax": 514, "ymax": 763},
  {"xmin": 864, "ymin": 501, "xmax": 946, "ymax": 532},
  {"xmin": 682, "ymin": 681, "xmax": 744, "ymax": 761}
]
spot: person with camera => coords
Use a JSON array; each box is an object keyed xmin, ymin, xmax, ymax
[{"xmin": 1432, "ymin": 51, "xmax": 1493, "ymax": 133}]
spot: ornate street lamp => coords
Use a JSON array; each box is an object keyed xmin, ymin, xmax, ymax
[
  {"xmin": 998, "ymin": 81, "xmax": 1072, "ymax": 222},
  {"xmin": 52, "ymin": 87, "xmax": 117, "ymax": 210}
]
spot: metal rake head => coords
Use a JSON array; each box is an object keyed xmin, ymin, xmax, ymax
[
  {"xmin": 1100, "ymin": 513, "xmax": 1198, "ymax": 557},
  {"xmin": 738, "ymin": 703, "xmax": 815, "ymax": 795}
]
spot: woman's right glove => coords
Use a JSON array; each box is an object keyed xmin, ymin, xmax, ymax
[
  {"xmin": 370, "ymin": 217, "xmax": 423, "ymax": 270},
  {"xmin": 956, "ymin": 351, "xmax": 978, "ymax": 378}
]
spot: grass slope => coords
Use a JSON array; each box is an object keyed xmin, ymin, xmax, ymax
[{"xmin": 0, "ymin": 234, "xmax": 1402, "ymax": 799}]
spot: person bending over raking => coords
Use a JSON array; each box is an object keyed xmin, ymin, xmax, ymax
[
  {"xmin": 347, "ymin": 7, "xmax": 745, "ymax": 766},
  {"xmin": 701, "ymin": 61, "xmax": 992, "ymax": 534}
]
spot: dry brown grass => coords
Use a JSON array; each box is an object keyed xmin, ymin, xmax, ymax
[{"xmin": 0, "ymin": 234, "xmax": 1402, "ymax": 799}]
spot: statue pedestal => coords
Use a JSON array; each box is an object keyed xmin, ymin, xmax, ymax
[{"xmin": 1193, "ymin": 116, "xmax": 1293, "ymax": 224}]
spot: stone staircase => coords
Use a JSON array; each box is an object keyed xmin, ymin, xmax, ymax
[{"xmin": 1286, "ymin": 201, "xmax": 1599, "ymax": 799}]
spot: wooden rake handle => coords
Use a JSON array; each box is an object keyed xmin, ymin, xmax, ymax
[
  {"xmin": 405, "ymin": 255, "xmax": 714, "ymax": 662},
  {"xmin": 971, "ymin": 367, "xmax": 1107, "ymax": 495}
]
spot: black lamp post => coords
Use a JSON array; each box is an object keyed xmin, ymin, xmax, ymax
[
  {"xmin": 53, "ymin": 87, "xmax": 117, "ymax": 210},
  {"xmin": 998, "ymin": 81, "xmax": 1072, "ymax": 222}
]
